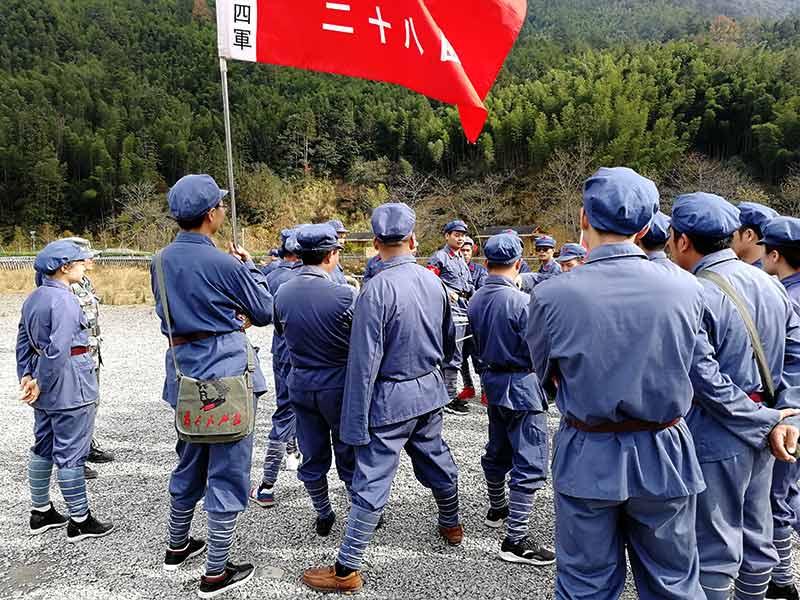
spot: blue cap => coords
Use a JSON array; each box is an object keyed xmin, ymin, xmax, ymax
[
  {"xmin": 444, "ymin": 220, "xmax": 468, "ymax": 234},
  {"xmin": 641, "ymin": 211, "xmax": 671, "ymax": 246},
  {"xmin": 168, "ymin": 174, "xmax": 228, "ymax": 221},
  {"xmin": 556, "ymin": 243, "xmax": 587, "ymax": 263},
  {"xmin": 672, "ymin": 193, "xmax": 741, "ymax": 238},
  {"xmin": 297, "ymin": 224, "xmax": 344, "ymax": 252},
  {"xmin": 372, "ymin": 203, "xmax": 416, "ymax": 243},
  {"xmin": 34, "ymin": 240, "xmax": 94, "ymax": 275},
  {"xmin": 484, "ymin": 233, "xmax": 523, "ymax": 265},
  {"xmin": 739, "ymin": 202, "xmax": 779, "ymax": 236},
  {"xmin": 535, "ymin": 235, "xmax": 556, "ymax": 249},
  {"xmin": 462, "ymin": 236, "xmax": 475, "ymax": 247},
  {"xmin": 583, "ymin": 167, "xmax": 659, "ymax": 235},
  {"xmin": 327, "ymin": 220, "xmax": 349, "ymax": 234},
  {"xmin": 285, "ymin": 232, "xmax": 301, "ymax": 255},
  {"xmin": 759, "ymin": 217, "xmax": 800, "ymax": 247}
]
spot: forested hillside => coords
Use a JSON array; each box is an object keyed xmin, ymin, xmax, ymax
[{"xmin": 1, "ymin": 0, "xmax": 799, "ymax": 251}]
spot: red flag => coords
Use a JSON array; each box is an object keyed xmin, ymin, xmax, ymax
[{"xmin": 217, "ymin": 0, "xmax": 527, "ymax": 143}]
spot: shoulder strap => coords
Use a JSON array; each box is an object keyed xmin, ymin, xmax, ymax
[
  {"xmin": 154, "ymin": 250, "xmax": 182, "ymax": 378},
  {"xmin": 697, "ymin": 269, "xmax": 776, "ymax": 403}
]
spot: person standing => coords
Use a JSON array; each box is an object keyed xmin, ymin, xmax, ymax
[
  {"xmin": 535, "ymin": 236, "xmax": 562, "ymax": 275},
  {"xmin": 457, "ymin": 236, "xmax": 487, "ymax": 404},
  {"xmin": 732, "ymin": 202, "xmax": 779, "ymax": 269}
]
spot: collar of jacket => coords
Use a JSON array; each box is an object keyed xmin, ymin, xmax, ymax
[
  {"xmin": 586, "ymin": 242, "xmax": 648, "ymax": 264},
  {"xmin": 691, "ymin": 249, "xmax": 738, "ymax": 275},
  {"xmin": 175, "ymin": 231, "xmax": 215, "ymax": 247}
]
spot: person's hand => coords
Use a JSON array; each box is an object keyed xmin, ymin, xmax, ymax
[
  {"xmin": 227, "ymin": 242, "xmax": 252, "ymax": 264},
  {"xmin": 19, "ymin": 376, "xmax": 40, "ymax": 405},
  {"xmin": 769, "ymin": 408, "xmax": 800, "ymax": 462},
  {"xmin": 449, "ymin": 291, "xmax": 459, "ymax": 303},
  {"xmin": 236, "ymin": 313, "xmax": 253, "ymax": 330}
]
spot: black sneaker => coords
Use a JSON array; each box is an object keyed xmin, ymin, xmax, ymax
[
  {"xmin": 198, "ymin": 562, "xmax": 255, "ymax": 599},
  {"xmin": 87, "ymin": 440, "xmax": 115, "ymax": 464},
  {"xmin": 66, "ymin": 511, "xmax": 114, "ymax": 543},
  {"xmin": 84, "ymin": 465, "xmax": 98, "ymax": 480},
  {"xmin": 29, "ymin": 503, "xmax": 68, "ymax": 536},
  {"xmin": 485, "ymin": 506, "xmax": 509, "ymax": 529},
  {"xmin": 315, "ymin": 513, "xmax": 336, "ymax": 537},
  {"xmin": 768, "ymin": 581, "xmax": 800, "ymax": 600},
  {"xmin": 164, "ymin": 537, "xmax": 207, "ymax": 571},
  {"xmin": 444, "ymin": 400, "xmax": 470, "ymax": 415},
  {"xmin": 499, "ymin": 537, "xmax": 556, "ymax": 566}
]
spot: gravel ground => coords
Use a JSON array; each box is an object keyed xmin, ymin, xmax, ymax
[{"xmin": 1, "ymin": 294, "xmax": 792, "ymax": 600}]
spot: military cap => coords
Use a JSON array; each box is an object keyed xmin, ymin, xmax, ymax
[
  {"xmin": 168, "ymin": 174, "xmax": 228, "ymax": 221},
  {"xmin": 61, "ymin": 236, "xmax": 100, "ymax": 257},
  {"xmin": 34, "ymin": 240, "xmax": 94, "ymax": 275},
  {"xmin": 671, "ymin": 193, "xmax": 740, "ymax": 238},
  {"xmin": 738, "ymin": 202, "xmax": 779, "ymax": 236},
  {"xmin": 444, "ymin": 220, "xmax": 468, "ymax": 234},
  {"xmin": 535, "ymin": 235, "xmax": 556, "ymax": 249},
  {"xmin": 298, "ymin": 224, "xmax": 344, "ymax": 252},
  {"xmin": 641, "ymin": 211, "xmax": 671, "ymax": 246},
  {"xmin": 484, "ymin": 233, "xmax": 523, "ymax": 265},
  {"xmin": 327, "ymin": 220, "xmax": 349, "ymax": 234},
  {"xmin": 371, "ymin": 203, "xmax": 416, "ymax": 243},
  {"xmin": 462, "ymin": 236, "xmax": 475, "ymax": 248},
  {"xmin": 759, "ymin": 216, "xmax": 800, "ymax": 247},
  {"xmin": 583, "ymin": 167, "xmax": 659, "ymax": 235},
  {"xmin": 556, "ymin": 243, "xmax": 587, "ymax": 263}
]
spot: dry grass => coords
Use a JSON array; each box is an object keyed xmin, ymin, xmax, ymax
[{"xmin": 0, "ymin": 267, "xmax": 153, "ymax": 305}]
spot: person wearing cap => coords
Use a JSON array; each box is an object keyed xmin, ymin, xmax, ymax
[
  {"xmin": 535, "ymin": 235, "xmax": 562, "ymax": 275},
  {"xmin": 16, "ymin": 240, "xmax": 114, "ymax": 542},
  {"xmin": 250, "ymin": 228, "xmax": 304, "ymax": 509},
  {"xmin": 261, "ymin": 231, "xmax": 294, "ymax": 277},
  {"xmin": 502, "ymin": 230, "xmax": 533, "ymax": 273},
  {"xmin": 302, "ymin": 203, "xmax": 462, "ymax": 594},
  {"xmin": 635, "ymin": 211, "xmax": 680, "ymax": 272},
  {"xmin": 361, "ymin": 254, "xmax": 383, "ymax": 285},
  {"xmin": 467, "ymin": 233, "xmax": 555, "ymax": 566},
  {"xmin": 152, "ymin": 173, "xmax": 274, "ymax": 596},
  {"xmin": 273, "ymin": 224, "xmax": 356, "ymax": 537},
  {"xmin": 669, "ymin": 193, "xmax": 800, "ymax": 600},
  {"xmin": 733, "ymin": 201, "xmax": 780, "ymax": 269},
  {"xmin": 327, "ymin": 220, "xmax": 350, "ymax": 286},
  {"xmin": 457, "ymin": 237, "xmax": 487, "ymax": 404},
  {"xmin": 58, "ymin": 237, "xmax": 115, "ymax": 477},
  {"xmin": 527, "ymin": 167, "xmax": 768, "ymax": 599},
  {"xmin": 755, "ymin": 216, "xmax": 800, "ymax": 600},
  {"xmin": 428, "ymin": 219, "xmax": 474, "ymax": 415},
  {"xmin": 554, "ymin": 243, "xmax": 587, "ymax": 273}
]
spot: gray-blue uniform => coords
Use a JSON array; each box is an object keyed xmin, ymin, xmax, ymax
[
  {"xmin": 641, "ymin": 211, "xmax": 681, "ymax": 272},
  {"xmin": 761, "ymin": 217, "xmax": 800, "ymax": 592},
  {"xmin": 17, "ymin": 241, "xmax": 98, "ymax": 524},
  {"xmin": 274, "ymin": 224, "xmax": 357, "ymax": 522},
  {"xmin": 527, "ymin": 167, "xmax": 730, "ymax": 599},
  {"xmin": 362, "ymin": 254, "xmax": 382, "ymax": 285},
  {"xmin": 468, "ymin": 234, "xmax": 550, "ymax": 548},
  {"xmin": 672, "ymin": 193, "xmax": 800, "ymax": 600},
  {"xmin": 536, "ymin": 236, "xmax": 562, "ymax": 275},
  {"xmin": 152, "ymin": 175, "xmax": 273, "ymax": 576},
  {"xmin": 428, "ymin": 220, "xmax": 473, "ymax": 402},
  {"xmin": 739, "ymin": 202, "xmax": 779, "ymax": 270},
  {"xmin": 335, "ymin": 203, "xmax": 461, "ymax": 572},
  {"xmin": 327, "ymin": 220, "xmax": 349, "ymax": 286}
]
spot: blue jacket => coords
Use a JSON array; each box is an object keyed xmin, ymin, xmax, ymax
[
  {"xmin": 260, "ymin": 260, "xmax": 282, "ymax": 277},
  {"xmin": 16, "ymin": 279, "xmax": 99, "ymax": 411},
  {"xmin": 467, "ymin": 275, "xmax": 547, "ymax": 412},
  {"xmin": 330, "ymin": 263, "xmax": 348, "ymax": 286},
  {"xmin": 362, "ymin": 255, "xmax": 382, "ymax": 286},
  {"xmin": 686, "ymin": 249, "xmax": 800, "ymax": 462},
  {"xmin": 468, "ymin": 261, "xmax": 488, "ymax": 290},
  {"xmin": 265, "ymin": 260, "xmax": 302, "ymax": 366},
  {"xmin": 539, "ymin": 259, "xmax": 562, "ymax": 275},
  {"xmin": 782, "ymin": 272, "xmax": 800, "ymax": 318},
  {"xmin": 428, "ymin": 245, "xmax": 473, "ymax": 296},
  {"xmin": 341, "ymin": 254, "xmax": 456, "ymax": 445},
  {"xmin": 527, "ymin": 243, "xmax": 710, "ymax": 501},
  {"xmin": 274, "ymin": 266, "xmax": 357, "ymax": 391},
  {"xmin": 646, "ymin": 250, "xmax": 682, "ymax": 273},
  {"xmin": 151, "ymin": 232, "xmax": 273, "ymax": 407}
]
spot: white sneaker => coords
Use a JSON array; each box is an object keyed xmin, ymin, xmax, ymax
[{"xmin": 285, "ymin": 452, "xmax": 301, "ymax": 471}]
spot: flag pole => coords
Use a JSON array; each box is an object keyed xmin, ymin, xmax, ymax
[{"xmin": 219, "ymin": 56, "xmax": 240, "ymax": 247}]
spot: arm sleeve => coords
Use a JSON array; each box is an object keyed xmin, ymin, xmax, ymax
[
  {"xmin": 442, "ymin": 287, "xmax": 456, "ymax": 365},
  {"xmin": 526, "ymin": 290, "xmax": 558, "ymax": 395},
  {"xmin": 16, "ymin": 318, "xmax": 36, "ymax": 379},
  {"xmin": 340, "ymin": 290, "xmax": 384, "ymax": 446},
  {"xmin": 225, "ymin": 260, "xmax": 274, "ymax": 327}
]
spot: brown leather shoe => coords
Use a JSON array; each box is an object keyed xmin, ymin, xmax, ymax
[
  {"xmin": 439, "ymin": 523, "xmax": 464, "ymax": 546},
  {"xmin": 302, "ymin": 565, "xmax": 363, "ymax": 594}
]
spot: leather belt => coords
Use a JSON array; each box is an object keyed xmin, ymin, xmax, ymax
[
  {"xmin": 71, "ymin": 346, "xmax": 89, "ymax": 356},
  {"xmin": 566, "ymin": 417, "xmax": 680, "ymax": 434},
  {"xmin": 171, "ymin": 330, "xmax": 241, "ymax": 347}
]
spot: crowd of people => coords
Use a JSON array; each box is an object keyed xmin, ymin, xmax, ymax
[{"xmin": 14, "ymin": 166, "xmax": 800, "ymax": 600}]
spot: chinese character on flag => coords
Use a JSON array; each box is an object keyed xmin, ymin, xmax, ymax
[{"xmin": 216, "ymin": 0, "xmax": 527, "ymax": 143}]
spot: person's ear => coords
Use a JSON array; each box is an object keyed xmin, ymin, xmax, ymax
[
  {"xmin": 633, "ymin": 224, "xmax": 651, "ymax": 243},
  {"xmin": 580, "ymin": 208, "xmax": 589, "ymax": 232}
]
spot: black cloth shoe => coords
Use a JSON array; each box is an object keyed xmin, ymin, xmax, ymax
[
  {"xmin": 198, "ymin": 562, "xmax": 255, "ymax": 599},
  {"xmin": 29, "ymin": 503, "xmax": 68, "ymax": 536},
  {"xmin": 485, "ymin": 506, "xmax": 509, "ymax": 529},
  {"xmin": 164, "ymin": 537, "xmax": 207, "ymax": 571},
  {"xmin": 87, "ymin": 440, "xmax": 115, "ymax": 464},
  {"xmin": 768, "ymin": 581, "xmax": 800, "ymax": 600},
  {"xmin": 499, "ymin": 537, "xmax": 556, "ymax": 566},
  {"xmin": 444, "ymin": 400, "xmax": 470, "ymax": 415},
  {"xmin": 84, "ymin": 465, "xmax": 98, "ymax": 480},
  {"xmin": 315, "ymin": 513, "xmax": 336, "ymax": 537},
  {"xmin": 66, "ymin": 511, "xmax": 114, "ymax": 543}
]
